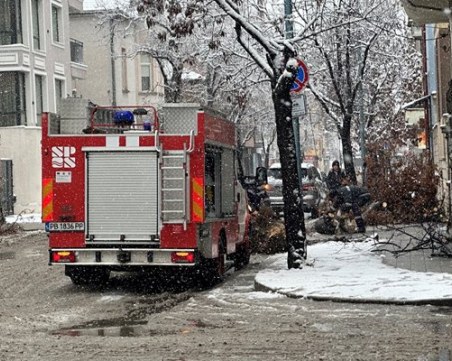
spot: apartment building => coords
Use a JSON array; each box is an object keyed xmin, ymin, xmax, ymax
[
  {"xmin": 69, "ymin": 9, "xmax": 164, "ymax": 106},
  {"xmin": 0, "ymin": 0, "xmax": 86, "ymax": 214},
  {"xmin": 400, "ymin": 1, "xmax": 452, "ymax": 217}
]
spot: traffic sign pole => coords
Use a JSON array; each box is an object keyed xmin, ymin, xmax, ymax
[{"xmin": 290, "ymin": 59, "xmax": 309, "ymax": 193}]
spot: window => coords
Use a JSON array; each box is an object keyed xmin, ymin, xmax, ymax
[
  {"xmin": 121, "ymin": 48, "xmax": 128, "ymax": 92},
  {"xmin": 205, "ymin": 148, "xmax": 222, "ymax": 218},
  {"xmin": 0, "ymin": 72, "xmax": 26, "ymax": 126},
  {"xmin": 0, "ymin": 0, "xmax": 22, "ymax": 45},
  {"xmin": 55, "ymin": 79, "xmax": 64, "ymax": 111},
  {"xmin": 70, "ymin": 39, "xmax": 84, "ymax": 63},
  {"xmin": 35, "ymin": 75, "xmax": 43, "ymax": 125},
  {"xmin": 51, "ymin": 4, "xmax": 62, "ymax": 43},
  {"xmin": 140, "ymin": 54, "xmax": 152, "ymax": 92},
  {"xmin": 31, "ymin": 0, "xmax": 41, "ymax": 50}
]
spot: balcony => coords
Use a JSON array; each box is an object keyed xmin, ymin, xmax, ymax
[
  {"xmin": 400, "ymin": 1, "xmax": 449, "ymax": 25},
  {"xmin": 69, "ymin": 0, "xmax": 83, "ymax": 12}
]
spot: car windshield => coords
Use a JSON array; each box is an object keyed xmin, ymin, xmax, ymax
[
  {"xmin": 268, "ymin": 167, "xmax": 310, "ymax": 180},
  {"xmin": 268, "ymin": 168, "xmax": 282, "ymax": 179}
]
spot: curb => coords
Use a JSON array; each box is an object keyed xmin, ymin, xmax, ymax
[
  {"xmin": 18, "ymin": 223, "xmax": 45, "ymax": 231},
  {"xmin": 253, "ymin": 279, "xmax": 452, "ymax": 306}
]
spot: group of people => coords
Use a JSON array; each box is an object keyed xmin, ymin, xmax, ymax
[{"xmin": 325, "ymin": 160, "xmax": 369, "ymax": 233}]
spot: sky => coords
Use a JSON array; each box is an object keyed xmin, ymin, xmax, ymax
[
  {"xmin": 83, "ymin": 0, "xmax": 127, "ymax": 10},
  {"xmin": 9, "ymin": 213, "xmax": 452, "ymax": 304}
]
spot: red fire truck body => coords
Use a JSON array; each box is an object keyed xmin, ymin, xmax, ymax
[{"xmin": 41, "ymin": 103, "xmax": 251, "ymax": 285}]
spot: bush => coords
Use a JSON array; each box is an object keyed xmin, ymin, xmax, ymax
[
  {"xmin": 250, "ymin": 206, "xmax": 286, "ymax": 254},
  {"xmin": 365, "ymin": 145, "xmax": 442, "ymax": 224}
]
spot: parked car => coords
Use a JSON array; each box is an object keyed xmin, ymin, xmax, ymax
[{"xmin": 265, "ymin": 162, "xmax": 328, "ymax": 218}]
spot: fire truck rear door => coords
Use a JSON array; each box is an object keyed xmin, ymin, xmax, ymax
[{"xmin": 85, "ymin": 150, "xmax": 159, "ymax": 242}]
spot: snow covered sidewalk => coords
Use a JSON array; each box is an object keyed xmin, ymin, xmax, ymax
[{"xmin": 254, "ymin": 241, "xmax": 452, "ymax": 305}]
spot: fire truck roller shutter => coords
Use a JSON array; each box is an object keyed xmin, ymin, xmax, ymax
[{"xmin": 86, "ymin": 151, "xmax": 159, "ymax": 241}]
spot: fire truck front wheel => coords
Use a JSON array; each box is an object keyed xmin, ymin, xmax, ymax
[{"xmin": 65, "ymin": 266, "xmax": 111, "ymax": 286}]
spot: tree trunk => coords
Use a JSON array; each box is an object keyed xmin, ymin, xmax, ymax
[
  {"xmin": 165, "ymin": 65, "xmax": 183, "ymax": 103},
  {"xmin": 272, "ymin": 65, "xmax": 306, "ymax": 269},
  {"xmin": 340, "ymin": 114, "xmax": 357, "ymax": 184}
]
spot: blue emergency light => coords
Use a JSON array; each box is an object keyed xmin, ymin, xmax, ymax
[{"xmin": 113, "ymin": 111, "xmax": 134, "ymax": 125}]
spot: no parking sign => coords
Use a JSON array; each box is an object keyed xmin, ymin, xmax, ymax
[{"xmin": 290, "ymin": 59, "xmax": 309, "ymax": 94}]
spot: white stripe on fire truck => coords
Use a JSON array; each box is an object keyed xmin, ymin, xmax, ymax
[
  {"xmin": 106, "ymin": 136, "xmax": 119, "ymax": 148},
  {"xmin": 126, "ymin": 136, "xmax": 139, "ymax": 147}
]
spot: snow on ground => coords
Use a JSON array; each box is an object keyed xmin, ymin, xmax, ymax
[
  {"xmin": 6, "ymin": 212, "xmax": 452, "ymax": 303},
  {"xmin": 5, "ymin": 213, "xmax": 41, "ymax": 224},
  {"xmin": 255, "ymin": 241, "xmax": 452, "ymax": 303}
]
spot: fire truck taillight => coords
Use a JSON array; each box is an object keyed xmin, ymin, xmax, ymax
[
  {"xmin": 171, "ymin": 251, "xmax": 195, "ymax": 264},
  {"xmin": 52, "ymin": 251, "xmax": 76, "ymax": 263}
]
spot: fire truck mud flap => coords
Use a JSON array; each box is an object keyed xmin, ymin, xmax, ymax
[{"xmin": 65, "ymin": 266, "xmax": 111, "ymax": 286}]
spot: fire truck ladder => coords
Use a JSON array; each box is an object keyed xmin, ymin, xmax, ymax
[
  {"xmin": 160, "ymin": 132, "xmax": 194, "ymax": 229},
  {"xmin": 161, "ymin": 150, "xmax": 189, "ymax": 227}
]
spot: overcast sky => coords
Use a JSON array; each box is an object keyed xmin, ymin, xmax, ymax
[{"xmin": 83, "ymin": 0, "xmax": 128, "ymax": 10}]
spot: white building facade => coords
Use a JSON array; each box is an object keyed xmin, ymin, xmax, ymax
[
  {"xmin": 69, "ymin": 10, "xmax": 164, "ymax": 106},
  {"xmin": 0, "ymin": 0, "xmax": 86, "ymax": 214}
]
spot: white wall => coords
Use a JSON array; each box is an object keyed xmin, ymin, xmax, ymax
[{"xmin": 0, "ymin": 127, "xmax": 42, "ymax": 214}]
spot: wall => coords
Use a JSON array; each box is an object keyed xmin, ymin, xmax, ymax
[
  {"xmin": 69, "ymin": 11, "xmax": 164, "ymax": 106},
  {"xmin": 0, "ymin": 127, "xmax": 41, "ymax": 214}
]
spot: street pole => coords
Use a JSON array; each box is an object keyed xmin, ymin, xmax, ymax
[
  {"xmin": 447, "ymin": 1, "xmax": 452, "ymax": 234},
  {"xmin": 284, "ymin": 0, "xmax": 302, "ymax": 183},
  {"xmin": 358, "ymin": 46, "xmax": 366, "ymax": 186},
  {"xmin": 284, "ymin": 0, "xmax": 293, "ymax": 39}
]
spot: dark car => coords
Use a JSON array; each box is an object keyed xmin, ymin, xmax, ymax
[{"xmin": 265, "ymin": 162, "xmax": 328, "ymax": 218}]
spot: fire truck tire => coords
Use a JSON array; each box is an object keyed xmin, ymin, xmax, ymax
[
  {"xmin": 211, "ymin": 235, "xmax": 226, "ymax": 281},
  {"xmin": 234, "ymin": 243, "xmax": 250, "ymax": 270},
  {"xmin": 197, "ymin": 234, "xmax": 226, "ymax": 286},
  {"xmin": 65, "ymin": 266, "xmax": 110, "ymax": 286}
]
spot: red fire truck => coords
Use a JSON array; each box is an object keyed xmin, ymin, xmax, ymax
[{"xmin": 41, "ymin": 103, "xmax": 251, "ymax": 285}]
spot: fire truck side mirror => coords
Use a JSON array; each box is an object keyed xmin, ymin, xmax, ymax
[{"xmin": 255, "ymin": 167, "xmax": 267, "ymax": 186}]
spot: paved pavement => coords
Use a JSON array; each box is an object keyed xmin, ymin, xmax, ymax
[{"xmin": 16, "ymin": 220, "xmax": 452, "ymax": 304}]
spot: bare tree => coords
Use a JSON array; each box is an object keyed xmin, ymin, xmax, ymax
[
  {"xmin": 135, "ymin": 0, "xmax": 330, "ymax": 267},
  {"xmin": 304, "ymin": 0, "xmax": 422, "ymax": 183}
]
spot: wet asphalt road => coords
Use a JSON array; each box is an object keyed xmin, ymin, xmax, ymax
[{"xmin": 1, "ymin": 230, "xmax": 452, "ymax": 361}]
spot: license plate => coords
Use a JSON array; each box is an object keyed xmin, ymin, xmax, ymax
[{"xmin": 45, "ymin": 222, "xmax": 85, "ymax": 232}]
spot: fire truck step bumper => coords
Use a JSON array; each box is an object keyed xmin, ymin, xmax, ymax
[{"xmin": 49, "ymin": 248, "xmax": 197, "ymax": 266}]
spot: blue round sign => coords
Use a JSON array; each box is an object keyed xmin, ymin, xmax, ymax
[{"xmin": 291, "ymin": 59, "xmax": 309, "ymax": 94}]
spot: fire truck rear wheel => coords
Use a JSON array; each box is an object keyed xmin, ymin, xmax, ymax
[
  {"xmin": 212, "ymin": 234, "xmax": 226, "ymax": 280},
  {"xmin": 65, "ymin": 266, "xmax": 110, "ymax": 286},
  {"xmin": 198, "ymin": 234, "xmax": 226, "ymax": 286}
]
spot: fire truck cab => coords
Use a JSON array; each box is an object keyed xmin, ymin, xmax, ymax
[{"xmin": 41, "ymin": 102, "xmax": 251, "ymax": 285}]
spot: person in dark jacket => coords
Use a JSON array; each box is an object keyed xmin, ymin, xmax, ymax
[
  {"xmin": 331, "ymin": 176, "xmax": 370, "ymax": 233},
  {"xmin": 326, "ymin": 160, "xmax": 346, "ymax": 196}
]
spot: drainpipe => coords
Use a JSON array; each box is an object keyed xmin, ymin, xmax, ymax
[
  {"xmin": 445, "ymin": 3, "xmax": 452, "ymax": 233},
  {"xmin": 421, "ymin": 25, "xmax": 430, "ymax": 152},
  {"xmin": 110, "ymin": 19, "xmax": 117, "ymax": 106}
]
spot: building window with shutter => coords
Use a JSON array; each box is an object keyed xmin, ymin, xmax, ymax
[
  {"xmin": 140, "ymin": 54, "xmax": 152, "ymax": 92},
  {"xmin": 121, "ymin": 48, "xmax": 128, "ymax": 92},
  {"xmin": 35, "ymin": 75, "xmax": 44, "ymax": 125},
  {"xmin": 55, "ymin": 78, "xmax": 64, "ymax": 111},
  {"xmin": 0, "ymin": 72, "xmax": 26, "ymax": 126},
  {"xmin": 31, "ymin": 0, "xmax": 41, "ymax": 50},
  {"xmin": 0, "ymin": 0, "xmax": 23, "ymax": 45},
  {"xmin": 51, "ymin": 4, "xmax": 62, "ymax": 44}
]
